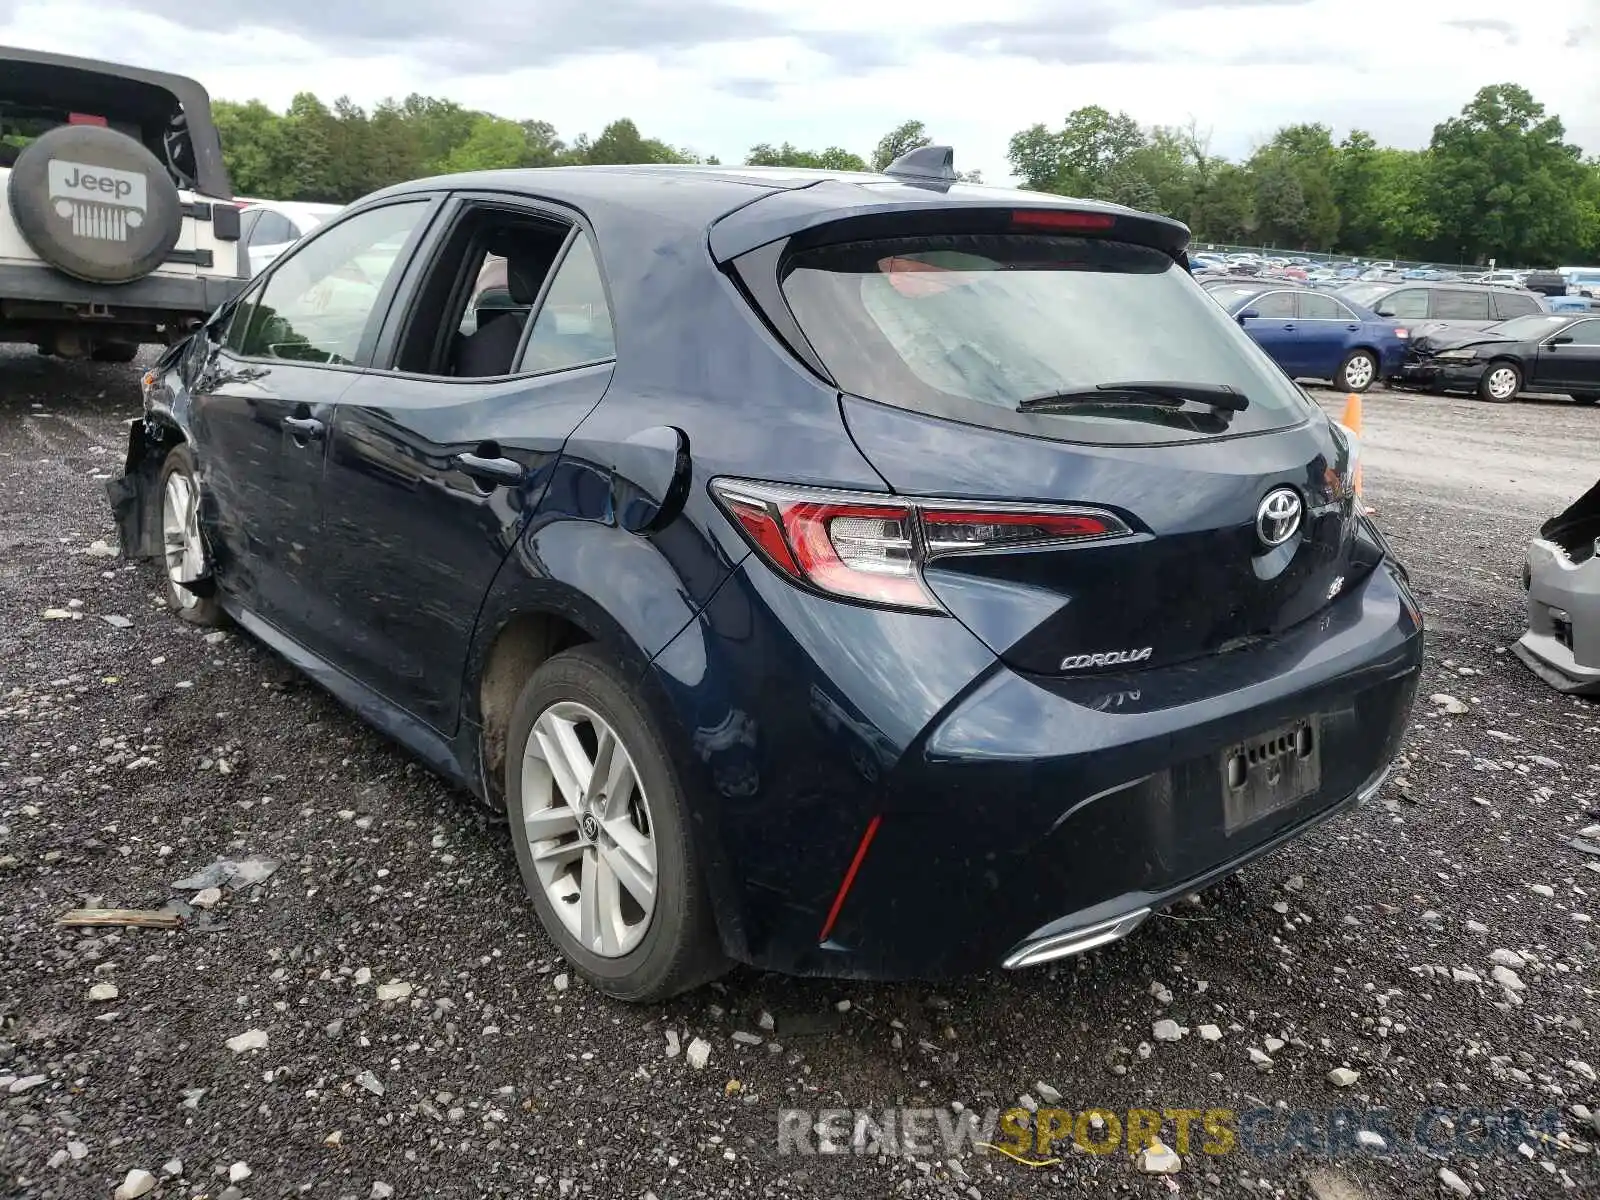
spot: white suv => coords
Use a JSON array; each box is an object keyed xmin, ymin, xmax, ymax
[{"xmin": 1, "ymin": 46, "xmax": 247, "ymax": 362}]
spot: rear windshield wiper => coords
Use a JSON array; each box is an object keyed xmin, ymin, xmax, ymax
[{"xmin": 1017, "ymin": 381, "xmax": 1250, "ymax": 413}]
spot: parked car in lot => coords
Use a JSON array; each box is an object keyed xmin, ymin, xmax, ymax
[
  {"xmin": 1338, "ymin": 280, "xmax": 1542, "ymax": 339},
  {"xmin": 237, "ymin": 199, "xmax": 343, "ymax": 275},
  {"xmin": 1208, "ymin": 282, "xmax": 1406, "ymax": 392},
  {"xmin": 0, "ymin": 45, "xmax": 246, "ymax": 360},
  {"xmin": 108, "ymin": 154, "xmax": 1422, "ymax": 1000},
  {"xmin": 1516, "ymin": 476, "xmax": 1600, "ymax": 696},
  {"xmin": 1398, "ymin": 313, "xmax": 1600, "ymax": 403}
]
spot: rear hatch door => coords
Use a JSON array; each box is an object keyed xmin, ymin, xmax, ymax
[{"xmin": 763, "ymin": 209, "xmax": 1363, "ymax": 675}]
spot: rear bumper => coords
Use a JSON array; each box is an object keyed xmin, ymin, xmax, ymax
[
  {"xmin": 651, "ymin": 558, "xmax": 1424, "ymax": 981},
  {"xmin": 1514, "ymin": 537, "xmax": 1600, "ymax": 695},
  {"xmin": 0, "ymin": 262, "xmax": 244, "ymax": 321}
]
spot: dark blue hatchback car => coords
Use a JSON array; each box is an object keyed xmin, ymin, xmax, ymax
[{"xmin": 109, "ymin": 152, "xmax": 1423, "ymax": 1000}]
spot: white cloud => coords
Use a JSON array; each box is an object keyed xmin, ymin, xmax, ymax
[{"xmin": 3, "ymin": 0, "xmax": 1596, "ymax": 183}]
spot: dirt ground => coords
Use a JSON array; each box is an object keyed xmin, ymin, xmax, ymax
[{"xmin": 1, "ymin": 352, "xmax": 1597, "ymax": 1200}]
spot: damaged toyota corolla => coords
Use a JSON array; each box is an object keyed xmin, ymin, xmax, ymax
[{"xmin": 106, "ymin": 153, "xmax": 1424, "ymax": 1001}]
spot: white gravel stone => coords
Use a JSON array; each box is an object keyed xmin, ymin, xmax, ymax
[
  {"xmin": 114, "ymin": 1169, "xmax": 157, "ymax": 1199},
  {"xmin": 1489, "ymin": 948, "xmax": 1525, "ymax": 968},
  {"xmin": 1264, "ymin": 1037, "xmax": 1285, "ymax": 1053},
  {"xmin": 1491, "ymin": 965, "xmax": 1525, "ymax": 991},
  {"xmin": 1327, "ymin": 1067, "xmax": 1360, "ymax": 1088},
  {"xmin": 1438, "ymin": 1167, "xmax": 1471, "ymax": 1197},
  {"xmin": 1530, "ymin": 884, "xmax": 1555, "ymax": 898},
  {"xmin": 1036, "ymin": 1081, "xmax": 1062, "ymax": 1103},
  {"xmin": 161, "ymin": 1159, "xmax": 183, "ymax": 1177},
  {"xmin": 757, "ymin": 1010, "xmax": 776, "ymax": 1032},
  {"xmin": 1139, "ymin": 1140, "xmax": 1181, "ymax": 1174},
  {"xmin": 1430, "ymin": 694, "xmax": 1469, "ymax": 714},
  {"xmin": 685, "ymin": 1037, "xmax": 712, "ymax": 1070},
  {"xmin": 371, "ymin": 1183, "xmax": 395, "ymax": 1200},
  {"xmin": 355, "ymin": 1071, "xmax": 386, "ymax": 1096},
  {"xmin": 228, "ymin": 1162, "xmax": 252, "ymax": 1183},
  {"xmin": 10, "ymin": 1074, "xmax": 48, "ymax": 1094},
  {"xmin": 1198, "ymin": 1024, "xmax": 1223, "ymax": 1042},
  {"xmin": 1355, "ymin": 1130, "xmax": 1387, "ymax": 1151},
  {"xmin": 1248, "ymin": 1047, "xmax": 1274, "ymax": 1067},
  {"xmin": 354, "ymin": 967, "xmax": 372, "ymax": 985},
  {"xmin": 1466, "ymin": 920, "xmax": 1489, "ymax": 934},
  {"xmin": 665, "ymin": 1030, "xmax": 681, "ymax": 1057},
  {"xmin": 375, "ymin": 980, "xmax": 413, "ymax": 1002},
  {"xmin": 1451, "ymin": 968, "xmax": 1482, "ymax": 984},
  {"xmin": 731, "ymin": 1030, "xmax": 762, "ymax": 1045},
  {"xmin": 553, "ymin": 973, "xmax": 570, "ymax": 992},
  {"xmin": 88, "ymin": 982, "xmax": 118, "ymax": 1002},
  {"xmin": 1152, "ymin": 1019, "xmax": 1185, "ymax": 1042},
  {"xmin": 192, "ymin": 887, "xmax": 222, "ymax": 909},
  {"xmin": 225, "ymin": 1028, "xmax": 268, "ymax": 1054}
]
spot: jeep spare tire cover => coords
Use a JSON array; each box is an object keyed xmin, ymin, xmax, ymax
[{"xmin": 6, "ymin": 124, "xmax": 183, "ymax": 284}]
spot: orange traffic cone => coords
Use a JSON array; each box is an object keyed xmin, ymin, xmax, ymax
[{"xmin": 1338, "ymin": 393, "xmax": 1376, "ymax": 515}]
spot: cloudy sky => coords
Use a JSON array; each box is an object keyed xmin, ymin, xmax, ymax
[{"xmin": 4, "ymin": 0, "xmax": 1597, "ymax": 180}]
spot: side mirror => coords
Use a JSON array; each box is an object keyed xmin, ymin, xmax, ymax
[
  {"xmin": 1237, "ymin": 309, "xmax": 1259, "ymax": 325},
  {"xmin": 1550, "ymin": 335, "xmax": 1573, "ymax": 346},
  {"xmin": 1375, "ymin": 308, "xmax": 1396, "ymax": 318}
]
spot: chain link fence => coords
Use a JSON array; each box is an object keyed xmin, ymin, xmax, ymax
[{"xmin": 1189, "ymin": 243, "xmax": 1483, "ymax": 274}]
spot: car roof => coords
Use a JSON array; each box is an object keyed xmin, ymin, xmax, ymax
[{"xmin": 360, "ymin": 163, "xmax": 1188, "ymax": 259}]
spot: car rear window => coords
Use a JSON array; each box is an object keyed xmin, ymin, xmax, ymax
[{"xmin": 780, "ymin": 234, "xmax": 1316, "ymax": 444}]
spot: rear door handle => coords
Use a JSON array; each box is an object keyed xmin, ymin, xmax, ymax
[
  {"xmin": 1282, "ymin": 323, "xmax": 1296, "ymax": 331},
  {"xmin": 283, "ymin": 415, "xmax": 325, "ymax": 439},
  {"xmin": 455, "ymin": 452, "xmax": 525, "ymax": 486}
]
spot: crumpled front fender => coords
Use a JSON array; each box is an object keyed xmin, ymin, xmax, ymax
[{"xmin": 106, "ymin": 417, "xmax": 163, "ymax": 561}]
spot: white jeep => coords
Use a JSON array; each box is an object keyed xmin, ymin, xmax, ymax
[{"xmin": 1, "ymin": 45, "xmax": 247, "ymax": 362}]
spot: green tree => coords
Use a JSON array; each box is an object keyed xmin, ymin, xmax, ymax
[
  {"xmin": 437, "ymin": 114, "xmax": 536, "ymax": 173},
  {"xmin": 1427, "ymin": 83, "xmax": 1591, "ymax": 263},
  {"xmin": 1247, "ymin": 124, "xmax": 1339, "ymax": 249},
  {"xmin": 746, "ymin": 142, "xmax": 868, "ymax": 170}
]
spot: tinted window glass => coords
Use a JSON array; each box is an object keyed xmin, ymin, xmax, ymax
[
  {"xmin": 236, "ymin": 201, "xmax": 428, "ymax": 365},
  {"xmin": 1432, "ymin": 290, "xmax": 1490, "ymax": 319},
  {"xmin": 1493, "ymin": 291, "xmax": 1540, "ymax": 318},
  {"xmin": 1246, "ymin": 292, "xmax": 1296, "ymax": 319},
  {"xmin": 1338, "ymin": 284, "xmax": 1388, "ymax": 309},
  {"xmin": 781, "ymin": 234, "xmax": 1315, "ymax": 446},
  {"xmin": 1566, "ymin": 320, "xmax": 1600, "ymax": 346},
  {"xmin": 519, "ymin": 232, "xmax": 616, "ymax": 373},
  {"xmin": 1298, "ymin": 293, "xmax": 1348, "ymax": 320},
  {"xmin": 1492, "ymin": 314, "xmax": 1575, "ymax": 340},
  {"xmin": 1378, "ymin": 290, "xmax": 1430, "ymax": 319},
  {"xmin": 249, "ymin": 211, "xmax": 296, "ymax": 247}
]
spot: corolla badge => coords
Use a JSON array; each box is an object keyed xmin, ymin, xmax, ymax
[
  {"xmin": 1060, "ymin": 647, "xmax": 1153, "ymax": 671},
  {"xmin": 1256, "ymin": 487, "xmax": 1303, "ymax": 548}
]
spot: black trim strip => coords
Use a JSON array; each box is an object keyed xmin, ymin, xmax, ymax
[{"xmin": 165, "ymin": 248, "xmax": 214, "ymax": 268}]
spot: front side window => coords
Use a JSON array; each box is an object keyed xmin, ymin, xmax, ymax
[
  {"xmin": 235, "ymin": 201, "xmax": 428, "ymax": 365},
  {"xmin": 1377, "ymin": 290, "xmax": 1429, "ymax": 319},
  {"xmin": 1564, "ymin": 319, "xmax": 1600, "ymax": 346},
  {"xmin": 782, "ymin": 233, "xmax": 1316, "ymax": 445},
  {"xmin": 1246, "ymin": 292, "xmax": 1296, "ymax": 319},
  {"xmin": 1432, "ymin": 290, "xmax": 1490, "ymax": 320},
  {"xmin": 249, "ymin": 211, "xmax": 296, "ymax": 247}
]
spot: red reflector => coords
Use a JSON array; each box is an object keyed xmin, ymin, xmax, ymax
[
  {"xmin": 818, "ymin": 815, "xmax": 882, "ymax": 943},
  {"xmin": 727, "ymin": 498, "xmax": 799, "ymax": 576},
  {"xmin": 68, "ymin": 112, "xmax": 108, "ymax": 126},
  {"xmin": 1011, "ymin": 209, "xmax": 1117, "ymax": 232}
]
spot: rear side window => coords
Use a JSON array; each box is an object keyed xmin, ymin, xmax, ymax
[
  {"xmin": 1494, "ymin": 291, "xmax": 1540, "ymax": 318},
  {"xmin": 780, "ymin": 234, "xmax": 1315, "ymax": 444},
  {"xmin": 1377, "ymin": 290, "xmax": 1429, "ymax": 319}
]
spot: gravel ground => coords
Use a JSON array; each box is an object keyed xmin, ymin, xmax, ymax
[{"xmin": 1, "ymin": 351, "xmax": 1597, "ymax": 1200}]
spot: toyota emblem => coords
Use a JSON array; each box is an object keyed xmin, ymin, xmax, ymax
[{"xmin": 1256, "ymin": 487, "xmax": 1303, "ymax": 548}]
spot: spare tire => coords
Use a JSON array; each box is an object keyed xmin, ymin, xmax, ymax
[{"xmin": 6, "ymin": 124, "xmax": 183, "ymax": 284}]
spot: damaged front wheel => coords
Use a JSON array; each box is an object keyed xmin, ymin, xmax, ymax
[{"xmin": 158, "ymin": 445, "xmax": 225, "ymax": 627}]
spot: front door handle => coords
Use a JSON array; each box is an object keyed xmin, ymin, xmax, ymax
[
  {"xmin": 283, "ymin": 415, "xmax": 325, "ymax": 439},
  {"xmin": 1282, "ymin": 323, "xmax": 1297, "ymax": 331},
  {"xmin": 455, "ymin": 452, "xmax": 525, "ymax": 486}
]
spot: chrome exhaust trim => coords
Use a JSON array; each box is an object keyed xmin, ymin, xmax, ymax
[{"xmin": 1002, "ymin": 907, "xmax": 1152, "ymax": 970}]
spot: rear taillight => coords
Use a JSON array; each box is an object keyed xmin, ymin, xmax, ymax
[
  {"xmin": 711, "ymin": 480, "xmax": 1129, "ymax": 612},
  {"xmin": 1010, "ymin": 209, "xmax": 1117, "ymax": 233}
]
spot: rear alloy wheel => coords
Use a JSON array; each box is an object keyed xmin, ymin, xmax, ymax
[
  {"xmin": 1335, "ymin": 349, "xmax": 1377, "ymax": 393},
  {"xmin": 156, "ymin": 446, "xmax": 224, "ymax": 626},
  {"xmin": 1478, "ymin": 362, "xmax": 1522, "ymax": 403},
  {"xmin": 505, "ymin": 645, "xmax": 725, "ymax": 1001}
]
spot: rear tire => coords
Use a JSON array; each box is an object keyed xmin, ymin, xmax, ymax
[
  {"xmin": 505, "ymin": 644, "xmax": 726, "ymax": 1002},
  {"xmin": 1477, "ymin": 361, "xmax": 1522, "ymax": 403},
  {"xmin": 1334, "ymin": 349, "xmax": 1377, "ymax": 393},
  {"xmin": 156, "ymin": 445, "xmax": 225, "ymax": 627}
]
